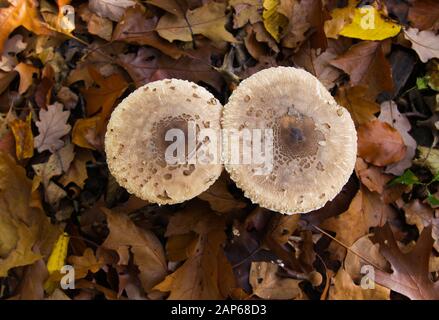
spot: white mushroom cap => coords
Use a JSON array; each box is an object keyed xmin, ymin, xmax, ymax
[
  {"xmin": 105, "ymin": 79, "xmax": 223, "ymax": 205},
  {"xmin": 222, "ymin": 67, "xmax": 357, "ymax": 214}
]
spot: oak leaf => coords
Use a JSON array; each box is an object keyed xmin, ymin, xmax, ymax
[
  {"xmin": 404, "ymin": 28, "xmax": 439, "ymax": 63},
  {"xmin": 371, "ymin": 223, "xmax": 439, "ymax": 300},
  {"xmin": 0, "ymin": 35, "xmax": 27, "ymax": 72},
  {"xmin": 34, "ymin": 102, "xmax": 71, "ymax": 153},
  {"xmin": 328, "ymin": 268, "xmax": 390, "ymax": 300}
]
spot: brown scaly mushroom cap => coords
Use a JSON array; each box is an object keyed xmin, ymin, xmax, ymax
[
  {"xmin": 105, "ymin": 79, "xmax": 223, "ymax": 205},
  {"xmin": 222, "ymin": 67, "xmax": 357, "ymax": 214}
]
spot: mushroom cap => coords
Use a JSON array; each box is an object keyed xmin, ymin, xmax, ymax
[
  {"xmin": 105, "ymin": 79, "xmax": 223, "ymax": 205},
  {"xmin": 222, "ymin": 67, "xmax": 357, "ymax": 214}
]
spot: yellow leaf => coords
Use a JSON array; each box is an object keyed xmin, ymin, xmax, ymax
[
  {"xmin": 10, "ymin": 113, "xmax": 34, "ymax": 160},
  {"xmin": 262, "ymin": 0, "xmax": 288, "ymax": 42},
  {"xmin": 324, "ymin": 0, "xmax": 400, "ymax": 40},
  {"xmin": 0, "ymin": 0, "xmax": 55, "ymax": 53},
  {"xmin": 339, "ymin": 5, "xmax": 401, "ymax": 40},
  {"xmin": 14, "ymin": 62, "xmax": 40, "ymax": 94},
  {"xmin": 46, "ymin": 232, "xmax": 70, "ymax": 274},
  {"xmin": 324, "ymin": 0, "xmax": 356, "ymax": 39},
  {"xmin": 72, "ymin": 116, "xmax": 101, "ymax": 150}
]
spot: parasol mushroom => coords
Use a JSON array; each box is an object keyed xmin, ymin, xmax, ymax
[
  {"xmin": 105, "ymin": 79, "xmax": 223, "ymax": 205},
  {"xmin": 222, "ymin": 67, "xmax": 357, "ymax": 214}
]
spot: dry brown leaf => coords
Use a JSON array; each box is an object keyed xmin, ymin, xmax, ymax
[
  {"xmin": 358, "ymin": 119, "xmax": 407, "ymax": 167},
  {"xmin": 112, "ymin": 6, "xmax": 183, "ymax": 59},
  {"xmin": 328, "ymin": 268, "xmax": 390, "ymax": 300},
  {"xmin": 89, "ymin": 0, "xmax": 135, "ymax": 22},
  {"xmin": 321, "ymin": 187, "xmax": 395, "ymax": 261},
  {"xmin": 344, "ymin": 234, "xmax": 389, "ymax": 282},
  {"xmin": 9, "ymin": 113, "xmax": 34, "ymax": 160},
  {"xmin": 14, "ymin": 62, "xmax": 40, "ymax": 94},
  {"xmin": 102, "ymin": 208, "xmax": 167, "ymax": 293},
  {"xmin": 371, "ymin": 223, "xmax": 439, "ymax": 300},
  {"xmin": 0, "ymin": 153, "xmax": 61, "ymax": 276},
  {"xmin": 250, "ymin": 261, "xmax": 304, "ymax": 299},
  {"xmin": 156, "ymin": 2, "xmax": 237, "ymax": 43},
  {"xmin": 154, "ymin": 203, "xmax": 235, "ymax": 300},
  {"xmin": 0, "ymin": 0, "xmax": 55, "ymax": 54},
  {"xmin": 331, "ymin": 41, "xmax": 394, "ymax": 98},
  {"xmin": 378, "ymin": 101, "xmax": 417, "ymax": 175},
  {"xmin": 335, "ymin": 85, "xmax": 380, "ymax": 126},
  {"xmin": 68, "ymin": 248, "xmax": 105, "ymax": 279},
  {"xmin": 34, "ymin": 102, "xmax": 71, "ymax": 153},
  {"xmin": 198, "ymin": 174, "xmax": 247, "ymax": 213}
]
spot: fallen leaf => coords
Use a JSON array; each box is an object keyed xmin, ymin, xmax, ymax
[
  {"xmin": 59, "ymin": 148, "xmax": 93, "ymax": 188},
  {"xmin": 408, "ymin": 0, "xmax": 439, "ymax": 32},
  {"xmin": 154, "ymin": 203, "xmax": 235, "ymax": 300},
  {"xmin": 68, "ymin": 248, "xmax": 105, "ymax": 279},
  {"xmin": 331, "ymin": 41, "xmax": 394, "ymax": 98},
  {"xmin": 198, "ymin": 174, "xmax": 247, "ymax": 213},
  {"xmin": 339, "ymin": 5, "xmax": 401, "ymax": 40},
  {"xmin": 102, "ymin": 208, "xmax": 167, "ymax": 292},
  {"xmin": 371, "ymin": 223, "xmax": 439, "ymax": 300},
  {"xmin": 156, "ymin": 2, "xmax": 237, "ymax": 43},
  {"xmin": 34, "ymin": 102, "xmax": 71, "ymax": 153},
  {"xmin": 335, "ymin": 85, "xmax": 380, "ymax": 126},
  {"xmin": 294, "ymin": 45, "xmax": 342, "ymax": 90},
  {"xmin": 321, "ymin": 187, "xmax": 396, "ymax": 260},
  {"xmin": 328, "ymin": 268, "xmax": 390, "ymax": 300},
  {"xmin": 250, "ymin": 261, "xmax": 304, "ymax": 299},
  {"xmin": 14, "ymin": 62, "xmax": 40, "ymax": 94},
  {"xmin": 0, "ymin": 153, "xmax": 61, "ymax": 276},
  {"xmin": 357, "ymin": 119, "xmax": 406, "ymax": 167},
  {"xmin": 404, "ymin": 28, "xmax": 439, "ymax": 63},
  {"xmin": 378, "ymin": 101, "xmax": 417, "ymax": 175},
  {"xmin": 230, "ymin": 0, "xmax": 262, "ymax": 29},
  {"xmin": 81, "ymin": 68, "xmax": 127, "ymax": 123},
  {"xmin": 32, "ymin": 142, "xmax": 75, "ymax": 188},
  {"xmin": 344, "ymin": 234, "xmax": 389, "ymax": 282},
  {"xmin": 112, "ymin": 6, "xmax": 183, "ymax": 59},
  {"xmin": 414, "ymin": 146, "xmax": 439, "ymax": 175},
  {"xmin": 72, "ymin": 115, "xmax": 102, "ymax": 150},
  {"xmin": 89, "ymin": 0, "xmax": 135, "ymax": 22},
  {"xmin": 9, "ymin": 113, "xmax": 34, "ymax": 160},
  {"xmin": 0, "ymin": 35, "xmax": 27, "ymax": 72},
  {"xmin": 0, "ymin": 0, "xmax": 55, "ymax": 53},
  {"xmin": 117, "ymin": 46, "xmax": 224, "ymax": 91},
  {"xmin": 262, "ymin": 0, "xmax": 288, "ymax": 42},
  {"xmin": 324, "ymin": 0, "xmax": 356, "ymax": 39}
]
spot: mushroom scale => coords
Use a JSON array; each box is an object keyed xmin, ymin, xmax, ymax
[
  {"xmin": 105, "ymin": 79, "xmax": 223, "ymax": 205},
  {"xmin": 222, "ymin": 67, "xmax": 357, "ymax": 214}
]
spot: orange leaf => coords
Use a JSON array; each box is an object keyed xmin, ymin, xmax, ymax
[
  {"xmin": 0, "ymin": 0, "xmax": 55, "ymax": 54},
  {"xmin": 72, "ymin": 116, "xmax": 102, "ymax": 150},
  {"xmin": 14, "ymin": 62, "xmax": 40, "ymax": 94},
  {"xmin": 81, "ymin": 68, "xmax": 128, "ymax": 120},
  {"xmin": 10, "ymin": 113, "xmax": 34, "ymax": 160},
  {"xmin": 358, "ymin": 119, "xmax": 406, "ymax": 166}
]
